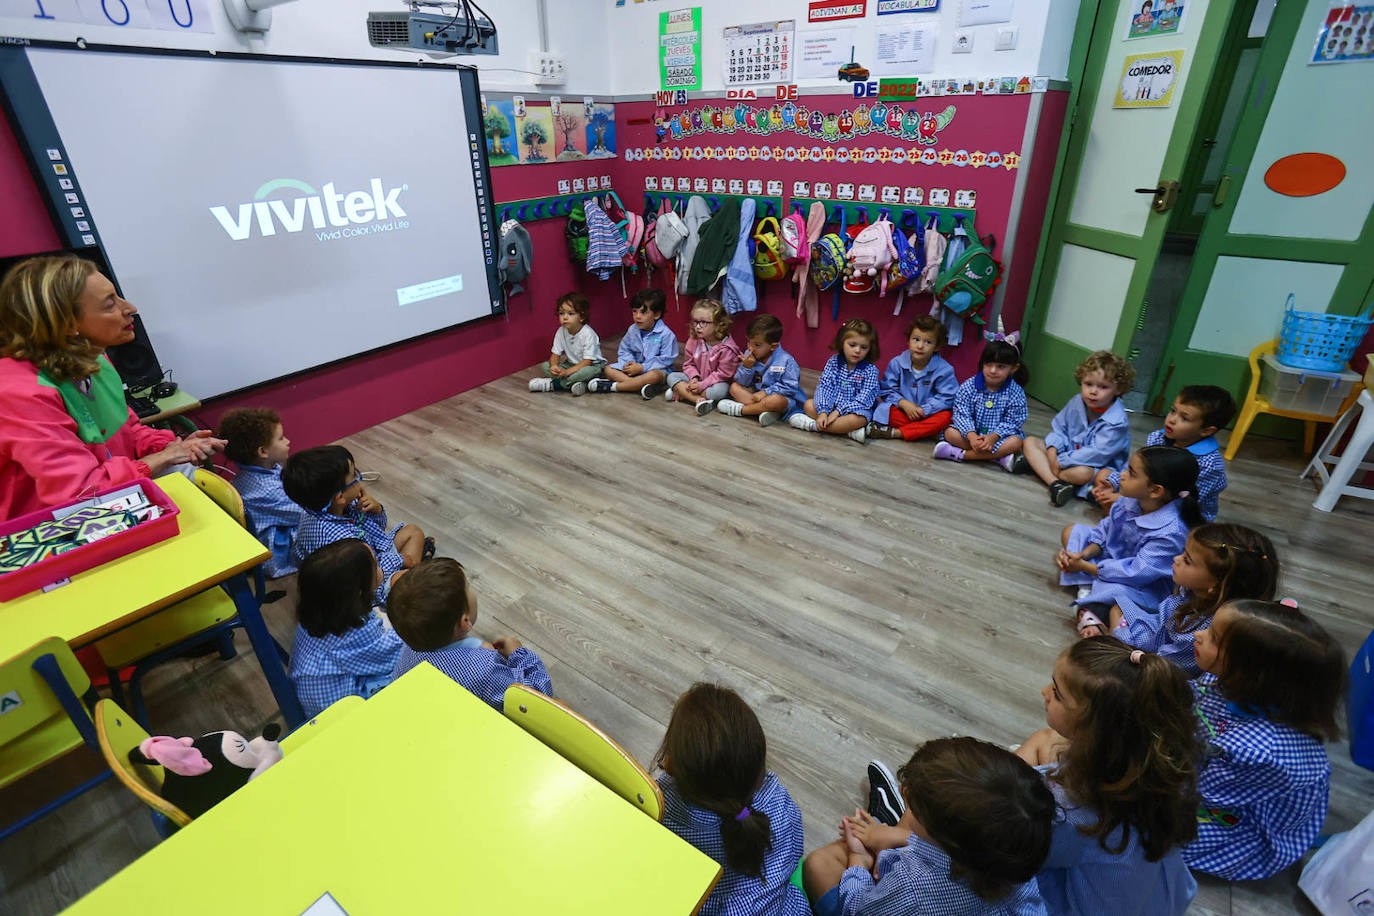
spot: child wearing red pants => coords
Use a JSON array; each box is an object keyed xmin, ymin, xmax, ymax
[{"xmin": 869, "ymin": 315, "xmax": 958, "ymax": 440}]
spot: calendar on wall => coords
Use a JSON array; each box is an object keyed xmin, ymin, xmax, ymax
[{"xmin": 722, "ymin": 20, "xmax": 794, "ymax": 86}]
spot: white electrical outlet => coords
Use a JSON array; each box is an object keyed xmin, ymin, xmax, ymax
[
  {"xmin": 530, "ymin": 52, "xmax": 567, "ymax": 86},
  {"xmin": 952, "ymin": 31, "xmax": 974, "ymax": 53}
]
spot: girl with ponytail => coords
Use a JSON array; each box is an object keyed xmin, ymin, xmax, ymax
[
  {"xmin": 1057, "ymin": 445, "xmax": 1200, "ymax": 636},
  {"xmin": 655, "ymin": 683, "xmax": 808, "ymax": 915},
  {"xmin": 1017, "ymin": 636, "xmax": 1201, "ymax": 915}
]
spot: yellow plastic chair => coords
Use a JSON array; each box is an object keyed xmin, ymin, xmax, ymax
[
  {"xmin": 0, "ymin": 637, "xmax": 111, "ymax": 841},
  {"xmin": 94, "ymin": 698, "xmax": 191, "ymax": 836},
  {"xmin": 1224, "ymin": 339, "xmax": 1364, "ymax": 461},
  {"xmin": 503, "ymin": 684, "xmax": 663, "ymax": 820},
  {"xmin": 280, "ymin": 695, "xmax": 365, "ymax": 753},
  {"xmin": 93, "ymin": 468, "xmax": 278, "ymax": 727}
]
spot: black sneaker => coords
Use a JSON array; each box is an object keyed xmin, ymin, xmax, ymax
[
  {"xmin": 1050, "ymin": 480, "xmax": 1077, "ymax": 507},
  {"xmin": 641, "ymin": 382, "xmax": 668, "ymax": 400},
  {"xmin": 866, "ymin": 760, "xmax": 904, "ymax": 826},
  {"xmin": 1009, "ymin": 452, "xmax": 1030, "ymax": 474}
]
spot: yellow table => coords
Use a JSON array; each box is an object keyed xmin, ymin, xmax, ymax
[
  {"xmin": 0, "ymin": 474, "xmax": 302, "ymax": 724},
  {"xmin": 65, "ymin": 664, "xmax": 723, "ymax": 915}
]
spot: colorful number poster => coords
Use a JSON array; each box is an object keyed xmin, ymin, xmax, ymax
[
  {"xmin": 1114, "ymin": 49, "xmax": 1184, "ymax": 107},
  {"xmin": 482, "ymin": 98, "xmax": 520, "ymax": 166},
  {"xmin": 515, "ymin": 104, "xmax": 554, "ymax": 163},
  {"xmin": 1311, "ymin": 5, "xmax": 1374, "ymax": 63},
  {"xmin": 660, "ymin": 8, "xmax": 703, "ymax": 90},
  {"xmin": 1125, "ymin": 0, "xmax": 1187, "ymax": 38},
  {"xmin": 723, "ymin": 20, "xmax": 795, "ymax": 86},
  {"xmin": 585, "ymin": 103, "xmax": 618, "ymax": 159}
]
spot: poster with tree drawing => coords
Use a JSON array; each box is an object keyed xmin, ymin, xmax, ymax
[
  {"xmin": 553, "ymin": 109, "xmax": 588, "ymax": 160},
  {"xmin": 483, "ymin": 99, "xmax": 519, "ymax": 166},
  {"xmin": 585, "ymin": 104, "xmax": 617, "ymax": 159},
  {"xmin": 516, "ymin": 105, "xmax": 554, "ymax": 163}
]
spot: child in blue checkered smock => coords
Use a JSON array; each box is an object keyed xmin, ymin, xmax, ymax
[
  {"xmin": 803, "ymin": 737, "xmax": 1055, "ymax": 916},
  {"xmin": 1016, "ymin": 637, "xmax": 1200, "ymax": 916},
  {"xmin": 934, "ymin": 337, "xmax": 1028, "ymax": 469},
  {"xmin": 387, "ymin": 558, "xmax": 552, "ymax": 710},
  {"xmin": 655, "ymin": 683, "xmax": 808, "ymax": 916},
  {"xmin": 1107, "ymin": 523, "xmax": 1278, "ymax": 678},
  {"xmin": 1058, "ymin": 446, "xmax": 1201, "ymax": 637},
  {"xmin": 789, "ymin": 318, "xmax": 881, "ymax": 444},
  {"xmin": 1092, "ymin": 385, "xmax": 1237, "ymax": 522},
  {"xmin": 1184, "ymin": 600, "xmax": 1344, "ymax": 881},
  {"xmin": 287, "ymin": 539, "xmax": 403, "ymax": 719}
]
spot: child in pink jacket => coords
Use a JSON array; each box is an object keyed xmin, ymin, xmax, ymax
[{"xmin": 665, "ymin": 298, "xmax": 744, "ymax": 417}]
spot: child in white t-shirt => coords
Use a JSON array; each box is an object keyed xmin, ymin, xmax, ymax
[{"xmin": 528, "ymin": 291, "xmax": 605, "ymax": 396}]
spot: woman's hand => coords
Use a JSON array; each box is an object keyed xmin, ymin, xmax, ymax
[
  {"xmin": 142, "ymin": 439, "xmax": 198, "ymax": 475},
  {"xmin": 182, "ymin": 430, "xmax": 225, "ymax": 463}
]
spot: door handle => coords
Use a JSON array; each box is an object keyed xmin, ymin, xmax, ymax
[{"xmin": 1133, "ymin": 180, "xmax": 1180, "ymax": 213}]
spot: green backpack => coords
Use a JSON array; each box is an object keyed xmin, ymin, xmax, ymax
[
  {"xmin": 565, "ymin": 202, "xmax": 589, "ymax": 263},
  {"xmin": 933, "ymin": 233, "xmax": 1003, "ymax": 325}
]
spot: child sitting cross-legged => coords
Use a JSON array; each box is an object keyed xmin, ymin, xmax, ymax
[
  {"xmin": 803, "ymin": 737, "xmax": 1056, "ymax": 915},
  {"xmin": 1092, "ymin": 385, "xmax": 1236, "ymax": 521},
  {"xmin": 283, "ymin": 445, "xmax": 430, "ymax": 605},
  {"xmin": 1019, "ymin": 351, "xmax": 1134, "ymax": 508},
  {"xmin": 665, "ymin": 298, "xmax": 743, "ymax": 416},
  {"xmin": 934, "ymin": 337, "xmax": 1028, "ymax": 469},
  {"xmin": 288, "ymin": 538, "xmax": 403, "ymax": 718},
  {"xmin": 587, "ymin": 288, "xmax": 679, "ymax": 398},
  {"xmin": 717, "ymin": 314, "xmax": 807, "ymax": 427},
  {"xmin": 387, "ymin": 557, "xmax": 553, "ymax": 709},
  {"xmin": 869, "ymin": 315, "xmax": 958, "ymax": 442},
  {"xmin": 217, "ymin": 407, "xmax": 301, "ymax": 577},
  {"xmin": 790, "ymin": 318, "xmax": 881, "ymax": 444},
  {"xmin": 528, "ymin": 291, "xmax": 605, "ymax": 396}
]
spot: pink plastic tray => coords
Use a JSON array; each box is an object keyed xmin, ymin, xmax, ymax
[{"xmin": 0, "ymin": 478, "xmax": 181, "ymax": 601}]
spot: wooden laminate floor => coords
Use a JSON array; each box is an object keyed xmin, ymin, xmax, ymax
[{"xmin": 3, "ymin": 354, "xmax": 1372, "ymax": 915}]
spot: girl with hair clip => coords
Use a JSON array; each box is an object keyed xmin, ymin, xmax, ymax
[
  {"xmin": 1184, "ymin": 599, "xmax": 1346, "ymax": 881},
  {"xmin": 791, "ymin": 318, "xmax": 881, "ymax": 443},
  {"xmin": 804, "ymin": 737, "xmax": 1056, "ymax": 915},
  {"xmin": 655, "ymin": 683, "xmax": 809, "ymax": 916},
  {"xmin": 666, "ymin": 298, "xmax": 744, "ymax": 416},
  {"xmin": 1018, "ymin": 637, "xmax": 1201, "ymax": 916},
  {"xmin": 934, "ymin": 336, "xmax": 1029, "ymax": 468},
  {"xmin": 1106, "ymin": 523, "xmax": 1279, "ymax": 676},
  {"xmin": 1057, "ymin": 446, "xmax": 1201, "ymax": 637},
  {"xmin": 288, "ymin": 538, "xmax": 403, "ymax": 718}
]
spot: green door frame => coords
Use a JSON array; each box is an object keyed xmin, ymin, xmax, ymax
[
  {"xmin": 1148, "ymin": 0, "xmax": 1374, "ymax": 412},
  {"xmin": 1020, "ymin": 0, "xmax": 1242, "ymax": 409}
]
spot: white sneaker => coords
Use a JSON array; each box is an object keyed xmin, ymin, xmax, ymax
[
  {"xmin": 716, "ymin": 398, "xmax": 744, "ymax": 417},
  {"xmin": 1076, "ymin": 585, "xmax": 1093, "ymax": 601},
  {"xmin": 695, "ymin": 399, "xmax": 715, "ymax": 416},
  {"xmin": 664, "ymin": 387, "xmax": 675, "ymax": 402},
  {"xmin": 848, "ymin": 426, "xmax": 867, "ymax": 444},
  {"xmin": 570, "ymin": 381, "xmax": 588, "ymax": 397},
  {"xmin": 587, "ymin": 378, "xmax": 616, "ymax": 393},
  {"xmin": 789, "ymin": 414, "xmax": 818, "ymax": 432},
  {"xmin": 529, "ymin": 378, "xmax": 553, "ymax": 392},
  {"xmin": 758, "ymin": 411, "xmax": 782, "ymax": 427}
]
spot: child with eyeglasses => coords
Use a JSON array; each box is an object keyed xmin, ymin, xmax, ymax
[
  {"xmin": 283, "ymin": 444, "xmax": 433, "ymax": 604},
  {"xmin": 665, "ymin": 298, "xmax": 744, "ymax": 416}
]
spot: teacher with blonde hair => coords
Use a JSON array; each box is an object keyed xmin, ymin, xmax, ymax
[{"xmin": 0, "ymin": 254, "xmax": 224, "ymax": 519}]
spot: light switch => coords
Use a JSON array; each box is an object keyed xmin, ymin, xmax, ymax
[{"xmin": 995, "ymin": 27, "xmax": 1018, "ymax": 50}]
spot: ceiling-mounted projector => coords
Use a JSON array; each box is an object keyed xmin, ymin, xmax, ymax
[{"xmin": 367, "ymin": 2, "xmax": 499, "ymax": 57}]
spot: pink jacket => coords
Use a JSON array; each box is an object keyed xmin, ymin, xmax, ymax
[
  {"xmin": 0, "ymin": 357, "xmax": 176, "ymax": 520},
  {"xmin": 681, "ymin": 336, "xmax": 744, "ymax": 390}
]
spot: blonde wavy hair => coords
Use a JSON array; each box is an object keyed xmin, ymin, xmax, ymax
[
  {"xmin": 690, "ymin": 298, "xmax": 732, "ymax": 342},
  {"xmin": 0, "ymin": 255, "xmax": 102, "ymax": 382}
]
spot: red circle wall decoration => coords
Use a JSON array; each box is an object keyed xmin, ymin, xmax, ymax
[{"xmin": 1264, "ymin": 152, "xmax": 1346, "ymax": 197}]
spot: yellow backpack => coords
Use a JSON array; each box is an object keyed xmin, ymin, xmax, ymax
[{"xmin": 752, "ymin": 216, "xmax": 789, "ymax": 281}]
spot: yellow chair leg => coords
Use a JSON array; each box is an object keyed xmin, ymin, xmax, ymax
[
  {"xmin": 1224, "ymin": 400, "xmax": 1262, "ymax": 461},
  {"xmin": 1303, "ymin": 420, "xmax": 1316, "ymax": 455}
]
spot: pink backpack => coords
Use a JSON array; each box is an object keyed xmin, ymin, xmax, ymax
[
  {"xmin": 621, "ymin": 209, "xmax": 645, "ymax": 271},
  {"xmin": 780, "ymin": 210, "xmax": 809, "ymax": 266},
  {"xmin": 846, "ymin": 219, "xmax": 897, "ymax": 294},
  {"xmin": 644, "ymin": 200, "xmax": 671, "ymax": 269}
]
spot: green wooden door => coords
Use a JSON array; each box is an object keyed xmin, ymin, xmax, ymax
[
  {"xmin": 1148, "ymin": 0, "xmax": 1374, "ymax": 412},
  {"xmin": 1021, "ymin": 0, "xmax": 1242, "ymax": 408}
]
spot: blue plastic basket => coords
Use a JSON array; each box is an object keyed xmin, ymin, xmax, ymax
[{"xmin": 1276, "ymin": 294, "xmax": 1373, "ymax": 373}]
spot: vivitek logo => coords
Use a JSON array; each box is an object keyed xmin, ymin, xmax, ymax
[{"xmin": 209, "ymin": 177, "xmax": 407, "ymax": 241}]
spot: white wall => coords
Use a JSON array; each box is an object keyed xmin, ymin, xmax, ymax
[
  {"xmin": 605, "ymin": 0, "xmax": 1082, "ymax": 95},
  {"xmin": 0, "ymin": 0, "xmax": 612, "ymax": 93}
]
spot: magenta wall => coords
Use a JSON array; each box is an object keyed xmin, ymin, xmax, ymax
[
  {"xmin": 1, "ymin": 89, "xmax": 1066, "ymax": 446},
  {"xmin": 614, "ymin": 92, "xmax": 1066, "ymax": 380}
]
